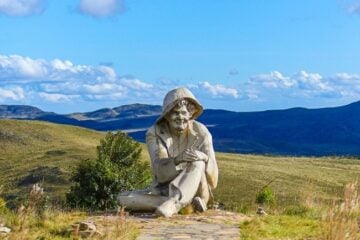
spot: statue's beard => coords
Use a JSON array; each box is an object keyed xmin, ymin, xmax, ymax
[{"xmin": 171, "ymin": 120, "xmax": 188, "ymax": 133}]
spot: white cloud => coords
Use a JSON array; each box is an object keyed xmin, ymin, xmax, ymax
[
  {"xmin": 98, "ymin": 66, "xmax": 117, "ymax": 82},
  {"xmin": 39, "ymin": 92, "xmax": 78, "ymax": 102},
  {"xmin": 83, "ymin": 83, "xmax": 126, "ymax": 94},
  {"xmin": 249, "ymin": 71, "xmax": 296, "ymax": 88},
  {"xmin": 79, "ymin": 0, "xmax": 124, "ymax": 18},
  {"xmin": 51, "ymin": 59, "xmax": 75, "ymax": 71},
  {"xmin": 245, "ymin": 89, "xmax": 259, "ymax": 100},
  {"xmin": 0, "ymin": 54, "xmax": 143, "ymax": 103},
  {"xmin": 0, "ymin": 0, "xmax": 45, "ymax": 16},
  {"xmin": 0, "ymin": 86, "xmax": 25, "ymax": 101},
  {"xmin": 328, "ymin": 73, "xmax": 360, "ymax": 85},
  {"xmin": 0, "ymin": 54, "xmax": 116, "ymax": 83},
  {"xmin": 293, "ymin": 71, "xmax": 331, "ymax": 91},
  {"xmin": 2, "ymin": 54, "xmax": 360, "ymax": 109},
  {"xmin": 121, "ymin": 78, "xmax": 153, "ymax": 90},
  {"xmin": 200, "ymin": 81, "xmax": 239, "ymax": 98},
  {"xmin": 343, "ymin": 0, "xmax": 360, "ymax": 14},
  {"xmin": 0, "ymin": 55, "xmax": 48, "ymax": 79},
  {"xmin": 248, "ymin": 70, "xmax": 360, "ymax": 99}
]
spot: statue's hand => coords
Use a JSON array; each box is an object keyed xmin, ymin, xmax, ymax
[
  {"xmin": 194, "ymin": 150, "xmax": 208, "ymax": 163},
  {"xmin": 175, "ymin": 149, "xmax": 208, "ymax": 164}
]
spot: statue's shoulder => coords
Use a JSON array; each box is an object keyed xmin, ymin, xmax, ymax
[
  {"xmin": 192, "ymin": 121, "xmax": 211, "ymax": 137},
  {"xmin": 146, "ymin": 121, "xmax": 167, "ymax": 136},
  {"xmin": 146, "ymin": 125, "xmax": 157, "ymax": 137}
]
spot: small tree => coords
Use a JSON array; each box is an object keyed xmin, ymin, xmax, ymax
[
  {"xmin": 255, "ymin": 186, "xmax": 275, "ymax": 205},
  {"xmin": 67, "ymin": 131, "xmax": 151, "ymax": 210}
]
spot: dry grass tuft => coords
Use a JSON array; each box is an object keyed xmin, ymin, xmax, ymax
[
  {"xmin": 94, "ymin": 207, "xmax": 138, "ymax": 240},
  {"xmin": 321, "ymin": 182, "xmax": 360, "ymax": 240}
]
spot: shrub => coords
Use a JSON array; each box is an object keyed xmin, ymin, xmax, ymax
[
  {"xmin": 255, "ymin": 186, "xmax": 275, "ymax": 205},
  {"xmin": 66, "ymin": 131, "xmax": 151, "ymax": 210}
]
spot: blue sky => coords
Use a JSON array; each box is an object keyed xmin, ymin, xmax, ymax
[{"xmin": 1, "ymin": 0, "xmax": 360, "ymax": 113}]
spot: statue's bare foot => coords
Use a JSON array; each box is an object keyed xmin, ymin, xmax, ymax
[{"xmin": 155, "ymin": 198, "xmax": 181, "ymax": 217}]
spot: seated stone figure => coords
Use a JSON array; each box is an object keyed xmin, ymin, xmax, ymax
[{"xmin": 118, "ymin": 87, "xmax": 218, "ymax": 217}]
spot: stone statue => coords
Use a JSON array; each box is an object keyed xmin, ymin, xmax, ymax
[{"xmin": 118, "ymin": 87, "xmax": 218, "ymax": 217}]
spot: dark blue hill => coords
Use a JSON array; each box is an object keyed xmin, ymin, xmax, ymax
[{"xmin": 1, "ymin": 101, "xmax": 360, "ymax": 156}]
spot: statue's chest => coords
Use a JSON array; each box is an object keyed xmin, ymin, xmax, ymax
[{"xmin": 168, "ymin": 137, "xmax": 188, "ymax": 157}]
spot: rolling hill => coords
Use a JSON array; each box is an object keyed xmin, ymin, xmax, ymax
[
  {"xmin": 1, "ymin": 119, "xmax": 360, "ymax": 211},
  {"xmin": 1, "ymin": 101, "xmax": 360, "ymax": 156},
  {"xmin": 0, "ymin": 120, "xmax": 104, "ymax": 202}
]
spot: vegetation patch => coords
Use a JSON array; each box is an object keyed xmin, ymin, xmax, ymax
[
  {"xmin": 45, "ymin": 150, "xmax": 67, "ymax": 156},
  {"xmin": 256, "ymin": 186, "xmax": 276, "ymax": 205},
  {"xmin": 66, "ymin": 131, "xmax": 151, "ymax": 210},
  {"xmin": 0, "ymin": 128, "xmax": 26, "ymax": 144},
  {"xmin": 17, "ymin": 166, "xmax": 69, "ymax": 187},
  {"xmin": 240, "ymin": 215, "xmax": 320, "ymax": 240},
  {"xmin": 1, "ymin": 120, "xmax": 360, "ymax": 239}
]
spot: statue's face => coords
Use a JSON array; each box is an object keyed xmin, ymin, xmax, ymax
[{"xmin": 166, "ymin": 105, "xmax": 191, "ymax": 133}]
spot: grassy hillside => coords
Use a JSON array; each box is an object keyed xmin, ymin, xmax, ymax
[
  {"xmin": 214, "ymin": 153, "xmax": 360, "ymax": 211},
  {"xmin": 1, "ymin": 120, "xmax": 360, "ymax": 239},
  {"xmin": 1, "ymin": 119, "xmax": 360, "ymax": 209},
  {"xmin": 0, "ymin": 119, "xmax": 105, "ymax": 202}
]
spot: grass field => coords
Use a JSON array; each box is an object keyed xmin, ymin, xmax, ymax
[
  {"xmin": 214, "ymin": 153, "xmax": 360, "ymax": 211},
  {"xmin": 1, "ymin": 119, "xmax": 360, "ymax": 239},
  {"xmin": 0, "ymin": 119, "xmax": 104, "ymax": 202}
]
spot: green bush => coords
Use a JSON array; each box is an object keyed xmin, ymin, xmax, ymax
[
  {"xmin": 66, "ymin": 131, "xmax": 151, "ymax": 210},
  {"xmin": 255, "ymin": 186, "xmax": 275, "ymax": 205}
]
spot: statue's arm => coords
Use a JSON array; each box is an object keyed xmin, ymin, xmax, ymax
[
  {"xmin": 197, "ymin": 125, "xmax": 218, "ymax": 189},
  {"xmin": 146, "ymin": 128, "xmax": 179, "ymax": 183}
]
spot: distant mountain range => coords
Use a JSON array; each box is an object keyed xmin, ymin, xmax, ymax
[{"xmin": 1, "ymin": 101, "xmax": 360, "ymax": 156}]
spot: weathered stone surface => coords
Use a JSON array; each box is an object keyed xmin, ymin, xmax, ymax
[
  {"xmin": 84, "ymin": 209, "xmax": 250, "ymax": 239},
  {"xmin": 256, "ymin": 207, "xmax": 268, "ymax": 216},
  {"xmin": 0, "ymin": 226, "xmax": 11, "ymax": 237},
  {"xmin": 118, "ymin": 88, "xmax": 219, "ymax": 218},
  {"xmin": 67, "ymin": 221, "xmax": 102, "ymax": 239},
  {"xmin": 133, "ymin": 210, "xmax": 248, "ymax": 239}
]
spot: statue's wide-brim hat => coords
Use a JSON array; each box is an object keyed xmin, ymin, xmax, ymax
[{"xmin": 156, "ymin": 87, "xmax": 203, "ymax": 123}]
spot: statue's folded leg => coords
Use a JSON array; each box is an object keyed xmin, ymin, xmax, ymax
[
  {"xmin": 118, "ymin": 161, "xmax": 206, "ymax": 216},
  {"xmin": 196, "ymin": 170, "xmax": 210, "ymax": 204},
  {"xmin": 154, "ymin": 160, "xmax": 206, "ymax": 218},
  {"xmin": 118, "ymin": 189, "xmax": 168, "ymax": 211},
  {"xmin": 169, "ymin": 160, "xmax": 206, "ymax": 205}
]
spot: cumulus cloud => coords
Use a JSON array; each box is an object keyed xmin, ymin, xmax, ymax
[
  {"xmin": 79, "ymin": 0, "xmax": 125, "ymax": 18},
  {"xmin": 39, "ymin": 92, "xmax": 79, "ymax": 102},
  {"xmin": 83, "ymin": 83, "xmax": 126, "ymax": 95},
  {"xmin": 0, "ymin": 0, "xmax": 45, "ymax": 17},
  {"xmin": 2, "ymin": 54, "xmax": 360, "ymax": 109},
  {"xmin": 0, "ymin": 55, "xmax": 48, "ymax": 79},
  {"xmin": 328, "ymin": 73, "xmax": 360, "ymax": 84},
  {"xmin": 293, "ymin": 71, "xmax": 332, "ymax": 91},
  {"xmin": 199, "ymin": 82, "xmax": 239, "ymax": 98},
  {"xmin": 0, "ymin": 54, "xmax": 159, "ymax": 104},
  {"xmin": 248, "ymin": 70, "xmax": 360, "ymax": 99},
  {"xmin": 0, "ymin": 55, "xmax": 117, "ymax": 83},
  {"xmin": 0, "ymin": 86, "xmax": 25, "ymax": 101},
  {"xmin": 249, "ymin": 71, "xmax": 296, "ymax": 88},
  {"xmin": 121, "ymin": 78, "xmax": 153, "ymax": 90}
]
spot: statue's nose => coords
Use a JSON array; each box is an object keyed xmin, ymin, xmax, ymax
[{"xmin": 178, "ymin": 114, "xmax": 186, "ymax": 120}]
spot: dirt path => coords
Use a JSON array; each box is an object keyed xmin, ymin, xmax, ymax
[
  {"xmin": 131, "ymin": 210, "xmax": 249, "ymax": 240},
  {"xmin": 87, "ymin": 210, "xmax": 249, "ymax": 239}
]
